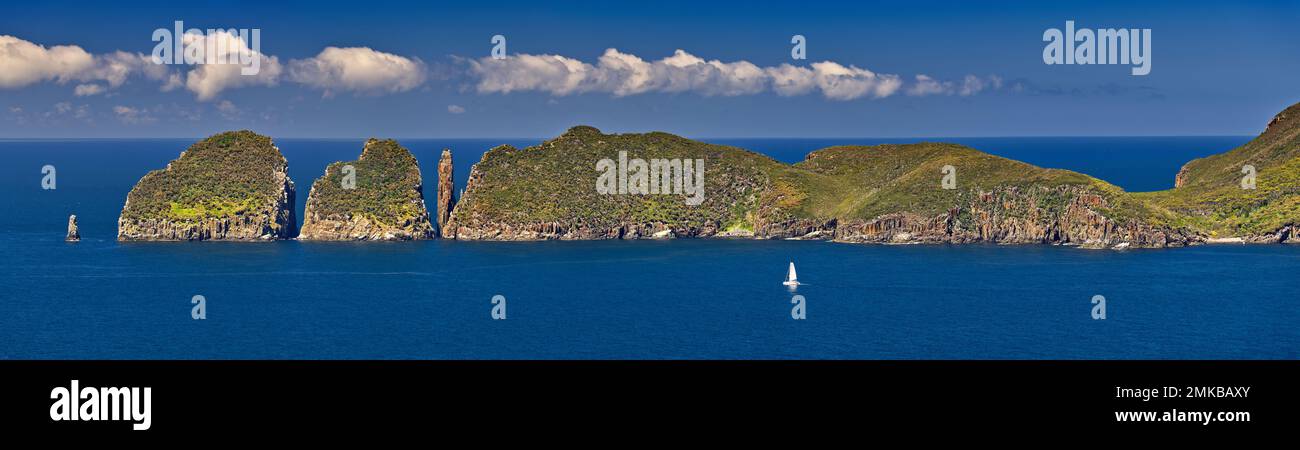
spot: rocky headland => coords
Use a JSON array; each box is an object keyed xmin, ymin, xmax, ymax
[{"xmin": 114, "ymin": 102, "xmax": 1300, "ymax": 248}]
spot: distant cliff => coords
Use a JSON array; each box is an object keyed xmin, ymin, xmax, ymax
[
  {"xmin": 444, "ymin": 126, "xmax": 1197, "ymax": 248},
  {"xmin": 299, "ymin": 139, "xmax": 434, "ymax": 240},
  {"xmin": 117, "ymin": 131, "xmax": 297, "ymax": 241}
]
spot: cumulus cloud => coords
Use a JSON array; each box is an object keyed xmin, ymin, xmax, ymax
[
  {"xmin": 468, "ymin": 48, "xmax": 913, "ymax": 100},
  {"xmin": 447, "ymin": 104, "xmax": 465, "ymax": 114},
  {"xmin": 0, "ymin": 35, "xmax": 180, "ymax": 96},
  {"xmin": 180, "ymin": 31, "xmax": 281, "ymax": 101},
  {"xmin": 288, "ymin": 47, "xmax": 426, "ymax": 95},
  {"xmin": 2, "ymin": 35, "xmax": 1006, "ymax": 103},
  {"xmin": 0, "ymin": 35, "xmax": 95, "ymax": 88},
  {"xmin": 766, "ymin": 61, "xmax": 903, "ymax": 100}
]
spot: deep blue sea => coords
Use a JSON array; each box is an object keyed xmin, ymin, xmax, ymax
[{"xmin": 3, "ymin": 136, "xmax": 1297, "ymax": 359}]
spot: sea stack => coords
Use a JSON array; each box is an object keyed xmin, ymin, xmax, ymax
[
  {"xmin": 65, "ymin": 215, "xmax": 80, "ymax": 242},
  {"xmin": 117, "ymin": 130, "xmax": 297, "ymax": 241},
  {"xmin": 298, "ymin": 139, "xmax": 434, "ymax": 240},
  {"xmin": 437, "ymin": 148, "xmax": 455, "ymax": 237}
]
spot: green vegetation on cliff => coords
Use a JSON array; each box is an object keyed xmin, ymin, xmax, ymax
[
  {"xmin": 793, "ymin": 143, "xmax": 1096, "ymax": 218},
  {"xmin": 453, "ymin": 98, "xmax": 1300, "ymax": 243},
  {"xmin": 303, "ymin": 138, "xmax": 429, "ymax": 227},
  {"xmin": 121, "ymin": 130, "xmax": 289, "ymax": 223},
  {"xmin": 449, "ymin": 125, "xmax": 1173, "ymax": 241},
  {"xmin": 1139, "ymin": 102, "xmax": 1300, "ymax": 237},
  {"xmin": 452, "ymin": 126, "xmax": 788, "ymax": 233}
]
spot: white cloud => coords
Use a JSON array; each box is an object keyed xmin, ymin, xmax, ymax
[
  {"xmin": 0, "ymin": 36, "xmax": 181, "ymax": 96},
  {"xmin": 447, "ymin": 104, "xmax": 465, "ymax": 114},
  {"xmin": 468, "ymin": 53, "xmax": 593, "ymax": 95},
  {"xmin": 907, "ymin": 74, "xmax": 1004, "ymax": 97},
  {"xmin": 0, "ymin": 35, "xmax": 1005, "ymax": 103},
  {"xmin": 468, "ymin": 48, "xmax": 911, "ymax": 100},
  {"xmin": 288, "ymin": 47, "xmax": 426, "ymax": 95},
  {"xmin": 959, "ymin": 74, "xmax": 1002, "ymax": 96},
  {"xmin": 773, "ymin": 62, "xmax": 903, "ymax": 101},
  {"xmin": 469, "ymin": 49, "xmax": 773, "ymax": 98},
  {"xmin": 907, "ymin": 75, "xmax": 951, "ymax": 96},
  {"xmin": 0, "ymin": 35, "xmax": 95, "ymax": 88},
  {"xmin": 112, "ymin": 105, "xmax": 154, "ymax": 124},
  {"xmin": 181, "ymin": 31, "xmax": 281, "ymax": 101},
  {"xmin": 74, "ymin": 84, "xmax": 105, "ymax": 96}
]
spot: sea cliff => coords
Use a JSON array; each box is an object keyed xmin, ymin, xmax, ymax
[
  {"xmin": 117, "ymin": 131, "xmax": 297, "ymax": 241},
  {"xmin": 113, "ymin": 102, "xmax": 1300, "ymax": 248},
  {"xmin": 443, "ymin": 127, "xmax": 1200, "ymax": 248},
  {"xmin": 298, "ymin": 139, "xmax": 434, "ymax": 240}
]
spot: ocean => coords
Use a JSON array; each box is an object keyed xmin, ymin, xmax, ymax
[{"xmin": 3, "ymin": 136, "xmax": 1297, "ymax": 359}]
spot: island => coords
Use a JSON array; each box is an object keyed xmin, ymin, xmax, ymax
[
  {"xmin": 298, "ymin": 138, "xmax": 435, "ymax": 240},
  {"xmin": 117, "ymin": 130, "xmax": 297, "ymax": 241},
  {"xmin": 115, "ymin": 101, "xmax": 1300, "ymax": 247}
]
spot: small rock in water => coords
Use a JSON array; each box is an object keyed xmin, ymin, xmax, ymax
[{"xmin": 66, "ymin": 214, "xmax": 80, "ymax": 242}]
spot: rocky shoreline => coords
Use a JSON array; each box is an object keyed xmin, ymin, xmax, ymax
[
  {"xmin": 110, "ymin": 100, "xmax": 1300, "ymax": 248},
  {"xmin": 117, "ymin": 131, "xmax": 297, "ymax": 241},
  {"xmin": 298, "ymin": 139, "xmax": 435, "ymax": 241}
]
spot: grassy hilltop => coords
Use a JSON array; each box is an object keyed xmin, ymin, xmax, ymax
[
  {"xmin": 1138, "ymin": 102, "xmax": 1300, "ymax": 239},
  {"xmin": 447, "ymin": 127, "xmax": 1189, "ymax": 245},
  {"xmin": 448, "ymin": 101, "xmax": 1300, "ymax": 245}
]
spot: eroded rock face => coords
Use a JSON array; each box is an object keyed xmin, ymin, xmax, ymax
[
  {"xmin": 833, "ymin": 186, "xmax": 1196, "ymax": 248},
  {"xmin": 65, "ymin": 215, "xmax": 80, "ymax": 242},
  {"xmin": 1173, "ymin": 164, "xmax": 1190, "ymax": 188},
  {"xmin": 437, "ymin": 148, "xmax": 455, "ymax": 237},
  {"xmin": 441, "ymin": 127, "xmax": 1199, "ymax": 248},
  {"xmin": 117, "ymin": 131, "xmax": 297, "ymax": 241},
  {"xmin": 298, "ymin": 138, "xmax": 434, "ymax": 241},
  {"xmin": 1243, "ymin": 225, "xmax": 1299, "ymax": 244}
]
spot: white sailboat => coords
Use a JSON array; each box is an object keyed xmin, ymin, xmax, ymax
[{"xmin": 782, "ymin": 262, "xmax": 801, "ymax": 287}]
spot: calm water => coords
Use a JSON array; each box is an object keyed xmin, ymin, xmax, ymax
[{"xmin": 2, "ymin": 136, "xmax": 1297, "ymax": 359}]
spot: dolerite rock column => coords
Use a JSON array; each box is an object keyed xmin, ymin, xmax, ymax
[
  {"xmin": 66, "ymin": 214, "xmax": 80, "ymax": 242},
  {"xmin": 437, "ymin": 148, "xmax": 455, "ymax": 237}
]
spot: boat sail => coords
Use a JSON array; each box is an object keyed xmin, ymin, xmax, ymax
[{"xmin": 782, "ymin": 262, "xmax": 800, "ymax": 287}]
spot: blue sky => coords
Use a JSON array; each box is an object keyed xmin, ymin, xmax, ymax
[{"xmin": 1, "ymin": 0, "xmax": 1297, "ymax": 138}]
